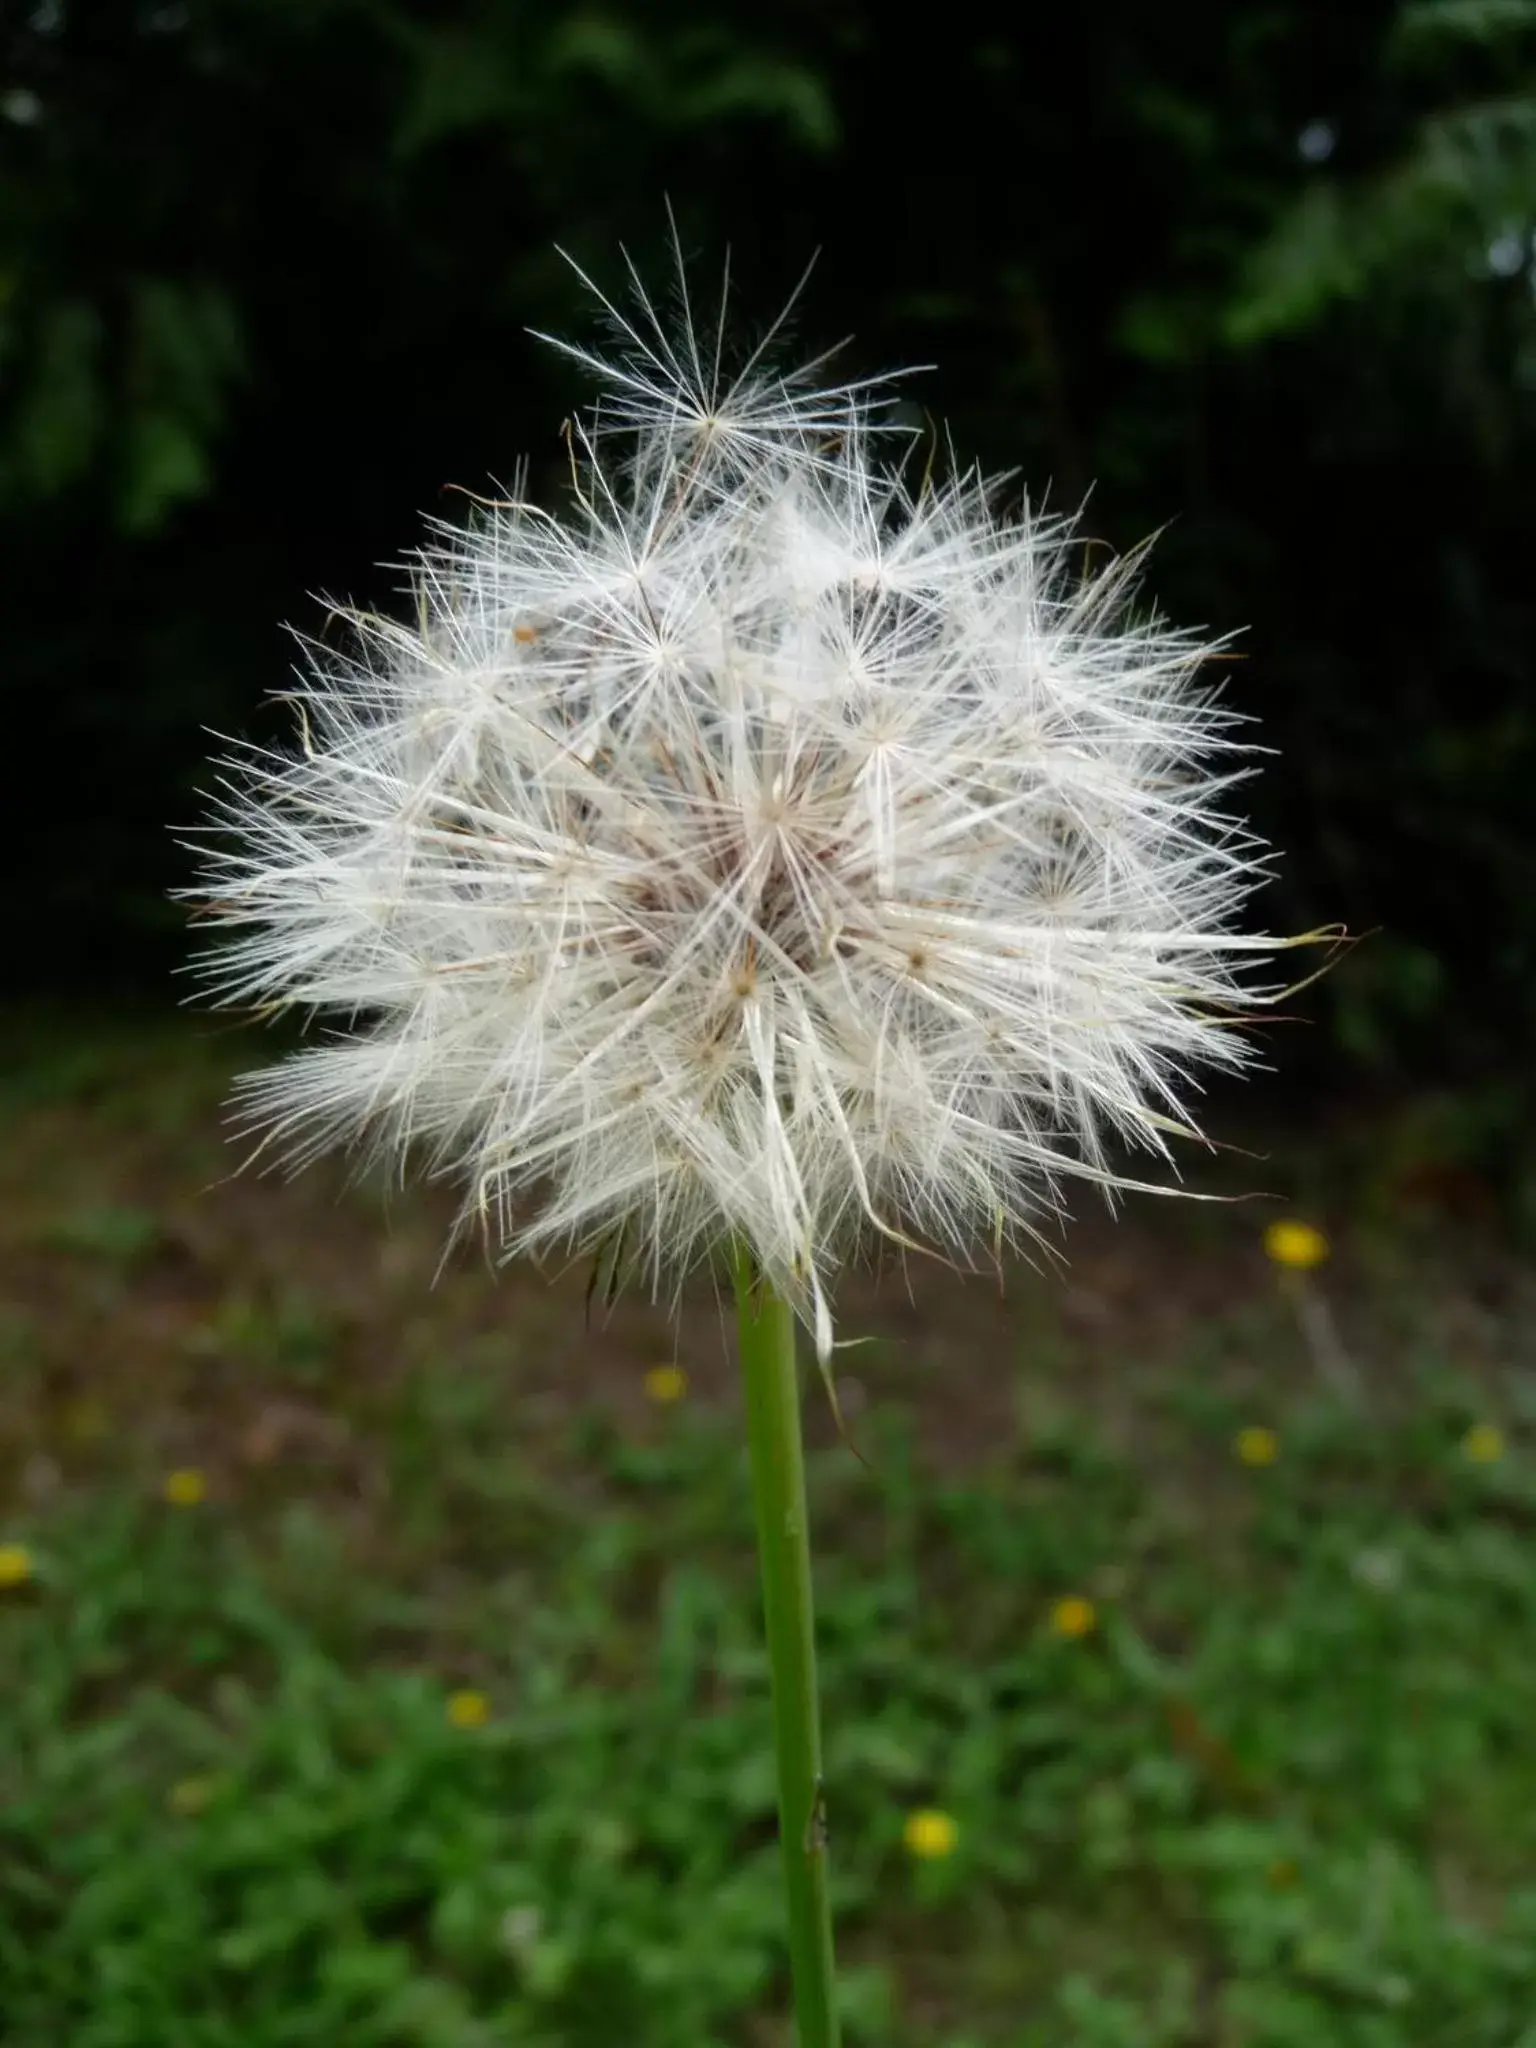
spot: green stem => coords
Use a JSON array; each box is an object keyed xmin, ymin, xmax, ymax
[{"xmin": 730, "ymin": 1243, "xmax": 840, "ymax": 2048}]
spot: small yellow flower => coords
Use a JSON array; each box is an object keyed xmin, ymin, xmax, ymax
[
  {"xmin": 0, "ymin": 1543, "xmax": 34, "ymax": 1590},
  {"xmin": 644, "ymin": 1364, "xmax": 688, "ymax": 1404},
  {"xmin": 1235, "ymin": 1425, "xmax": 1280, "ymax": 1468},
  {"xmin": 1049, "ymin": 1595, "xmax": 1097, "ymax": 1640},
  {"xmin": 903, "ymin": 1808, "xmax": 958, "ymax": 1860},
  {"xmin": 1462, "ymin": 1422, "xmax": 1505, "ymax": 1465},
  {"xmin": 162, "ymin": 1468, "xmax": 207, "ymax": 1507},
  {"xmin": 447, "ymin": 1688, "xmax": 491, "ymax": 1729},
  {"xmin": 1263, "ymin": 1219, "xmax": 1329, "ymax": 1271},
  {"xmin": 62, "ymin": 1398, "xmax": 110, "ymax": 1444},
  {"xmin": 168, "ymin": 1775, "xmax": 221, "ymax": 1816}
]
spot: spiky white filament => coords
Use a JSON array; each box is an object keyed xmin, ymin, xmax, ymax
[{"xmin": 188, "ymin": 252, "xmax": 1276, "ymax": 1357}]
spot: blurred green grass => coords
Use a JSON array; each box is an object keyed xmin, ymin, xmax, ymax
[{"xmin": 2, "ymin": 1012, "xmax": 1535, "ymax": 2047}]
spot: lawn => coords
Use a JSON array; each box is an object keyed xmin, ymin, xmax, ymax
[{"xmin": 2, "ymin": 1011, "xmax": 1534, "ymax": 2047}]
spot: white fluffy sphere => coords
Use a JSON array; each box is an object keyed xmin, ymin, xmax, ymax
[{"xmin": 190, "ymin": 250, "xmax": 1278, "ymax": 1356}]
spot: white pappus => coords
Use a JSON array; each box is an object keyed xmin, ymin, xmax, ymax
[{"xmin": 186, "ymin": 242, "xmax": 1292, "ymax": 1364}]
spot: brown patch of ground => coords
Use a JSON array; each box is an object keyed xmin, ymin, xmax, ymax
[{"xmin": 1, "ymin": 1009, "xmax": 1530, "ymax": 1517}]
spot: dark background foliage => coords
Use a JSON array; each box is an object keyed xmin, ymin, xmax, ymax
[{"xmin": 4, "ymin": 0, "xmax": 1532, "ymax": 1093}]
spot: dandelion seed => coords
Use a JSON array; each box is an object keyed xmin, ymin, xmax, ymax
[
  {"xmin": 1264, "ymin": 1220, "xmax": 1329, "ymax": 1271},
  {"xmin": 185, "ymin": 239, "xmax": 1289, "ymax": 1364},
  {"xmin": 447, "ymin": 1688, "xmax": 491, "ymax": 1728},
  {"xmin": 1462, "ymin": 1422, "xmax": 1505, "ymax": 1464},
  {"xmin": 902, "ymin": 1808, "xmax": 958, "ymax": 1859},
  {"xmin": 162, "ymin": 1468, "xmax": 207, "ymax": 1506},
  {"xmin": 1234, "ymin": 1424, "xmax": 1279, "ymax": 1467},
  {"xmin": 0, "ymin": 1543, "xmax": 34, "ymax": 1589},
  {"xmin": 1050, "ymin": 1594, "xmax": 1097, "ymax": 1639},
  {"xmin": 644, "ymin": 1363, "xmax": 688, "ymax": 1403}
]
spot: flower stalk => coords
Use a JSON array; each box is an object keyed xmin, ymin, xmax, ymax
[{"xmin": 731, "ymin": 1240, "xmax": 839, "ymax": 2048}]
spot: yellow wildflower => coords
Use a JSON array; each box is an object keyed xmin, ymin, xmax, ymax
[
  {"xmin": 1462, "ymin": 1422, "xmax": 1505, "ymax": 1465},
  {"xmin": 0, "ymin": 1544, "xmax": 34, "ymax": 1590},
  {"xmin": 1235, "ymin": 1425, "xmax": 1280, "ymax": 1468},
  {"xmin": 168, "ymin": 1776, "xmax": 222, "ymax": 1816},
  {"xmin": 1050, "ymin": 1595, "xmax": 1097, "ymax": 1640},
  {"xmin": 1263, "ymin": 1220, "xmax": 1329, "ymax": 1271},
  {"xmin": 644, "ymin": 1364, "xmax": 688, "ymax": 1404},
  {"xmin": 62, "ymin": 1399, "xmax": 109, "ymax": 1444},
  {"xmin": 902, "ymin": 1808, "xmax": 958, "ymax": 1859},
  {"xmin": 447, "ymin": 1688, "xmax": 491, "ymax": 1729},
  {"xmin": 162, "ymin": 1468, "xmax": 208, "ymax": 1507}
]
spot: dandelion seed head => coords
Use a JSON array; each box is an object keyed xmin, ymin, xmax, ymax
[{"xmin": 187, "ymin": 239, "xmax": 1280, "ymax": 1359}]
